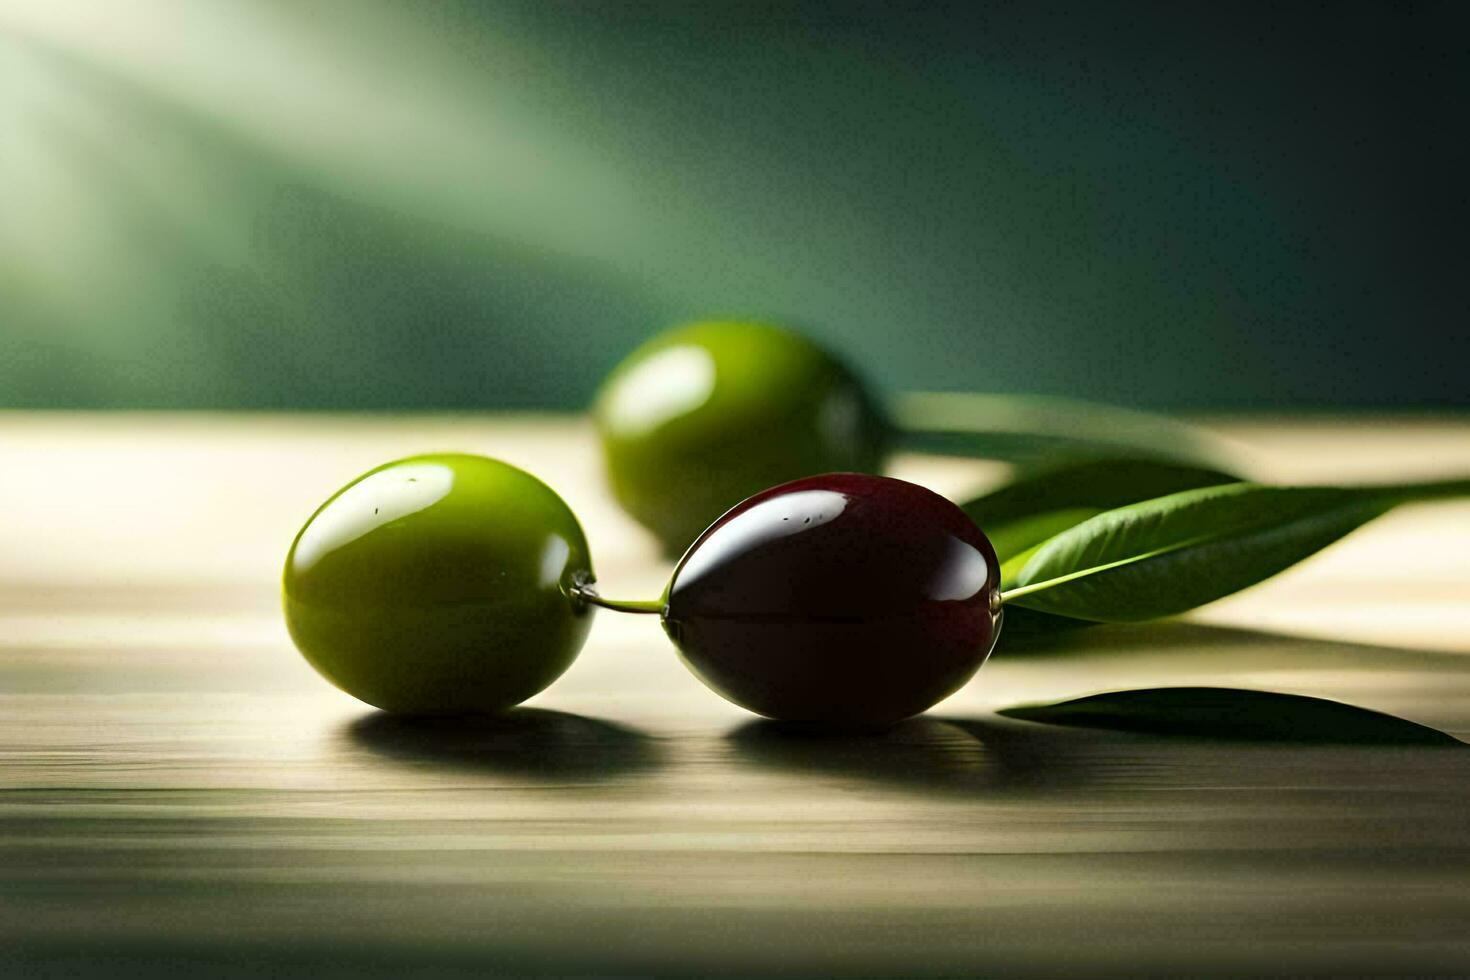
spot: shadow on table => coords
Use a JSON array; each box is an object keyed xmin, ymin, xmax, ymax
[
  {"xmin": 988, "ymin": 619, "xmax": 1470, "ymax": 738},
  {"xmin": 728, "ymin": 671, "xmax": 1466, "ymax": 796},
  {"xmin": 346, "ymin": 708, "xmax": 661, "ymax": 780},
  {"xmin": 726, "ymin": 716, "xmax": 1092, "ymax": 796},
  {"xmin": 995, "ymin": 687, "xmax": 1463, "ymax": 746}
]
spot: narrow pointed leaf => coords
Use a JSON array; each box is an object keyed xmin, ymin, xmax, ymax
[
  {"xmin": 962, "ymin": 457, "xmax": 1239, "ymax": 533},
  {"xmin": 965, "ymin": 459, "xmax": 1240, "ymax": 590},
  {"xmin": 1006, "ymin": 483, "xmax": 1395, "ymax": 622},
  {"xmin": 998, "ymin": 688, "xmax": 1462, "ymax": 746},
  {"xmin": 988, "ymin": 507, "xmax": 1103, "ymax": 569}
]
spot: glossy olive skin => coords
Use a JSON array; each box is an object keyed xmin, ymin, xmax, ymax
[
  {"xmin": 594, "ymin": 321, "xmax": 890, "ymax": 556},
  {"xmin": 663, "ymin": 473, "xmax": 1002, "ymax": 726},
  {"xmin": 283, "ymin": 454, "xmax": 594, "ymax": 714}
]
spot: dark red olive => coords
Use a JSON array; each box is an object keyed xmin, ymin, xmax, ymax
[{"xmin": 662, "ymin": 473, "xmax": 1002, "ymax": 726}]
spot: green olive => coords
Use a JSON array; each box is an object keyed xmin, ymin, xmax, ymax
[
  {"xmin": 283, "ymin": 454, "xmax": 594, "ymax": 714},
  {"xmin": 594, "ymin": 320, "xmax": 890, "ymax": 556}
]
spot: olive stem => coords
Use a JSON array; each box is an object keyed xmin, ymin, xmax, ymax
[{"xmin": 569, "ymin": 583, "xmax": 664, "ymax": 615}]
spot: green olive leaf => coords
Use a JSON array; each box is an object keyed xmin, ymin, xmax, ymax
[
  {"xmin": 963, "ymin": 457, "xmax": 1238, "ymax": 564},
  {"xmin": 1004, "ymin": 483, "xmax": 1387, "ymax": 621},
  {"xmin": 1003, "ymin": 480, "xmax": 1470, "ymax": 623},
  {"xmin": 963, "ymin": 458, "xmax": 1239, "ymax": 530},
  {"xmin": 989, "ymin": 507, "xmax": 1103, "ymax": 570},
  {"xmin": 998, "ymin": 687, "xmax": 1462, "ymax": 746},
  {"xmin": 969, "ymin": 459, "xmax": 1240, "ymax": 642},
  {"xmin": 893, "ymin": 392, "xmax": 1244, "ymax": 470}
]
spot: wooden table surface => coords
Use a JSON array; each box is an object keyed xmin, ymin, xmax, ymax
[{"xmin": 3, "ymin": 413, "xmax": 1470, "ymax": 977}]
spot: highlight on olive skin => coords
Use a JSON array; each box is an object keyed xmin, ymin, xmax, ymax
[
  {"xmin": 593, "ymin": 320, "xmax": 890, "ymax": 557},
  {"xmin": 282, "ymin": 453, "xmax": 596, "ymax": 715},
  {"xmin": 659, "ymin": 473, "xmax": 1003, "ymax": 726}
]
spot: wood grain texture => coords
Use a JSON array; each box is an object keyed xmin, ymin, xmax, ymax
[{"xmin": 2, "ymin": 413, "xmax": 1469, "ymax": 977}]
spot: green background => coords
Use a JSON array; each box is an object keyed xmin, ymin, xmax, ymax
[{"xmin": 1, "ymin": 1, "xmax": 1464, "ymax": 411}]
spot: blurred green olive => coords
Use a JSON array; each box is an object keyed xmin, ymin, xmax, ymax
[
  {"xmin": 283, "ymin": 453, "xmax": 594, "ymax": 714},
  {"xmin": 594, "ymin": 321, "xmax": 890, "ymax": 556}
]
